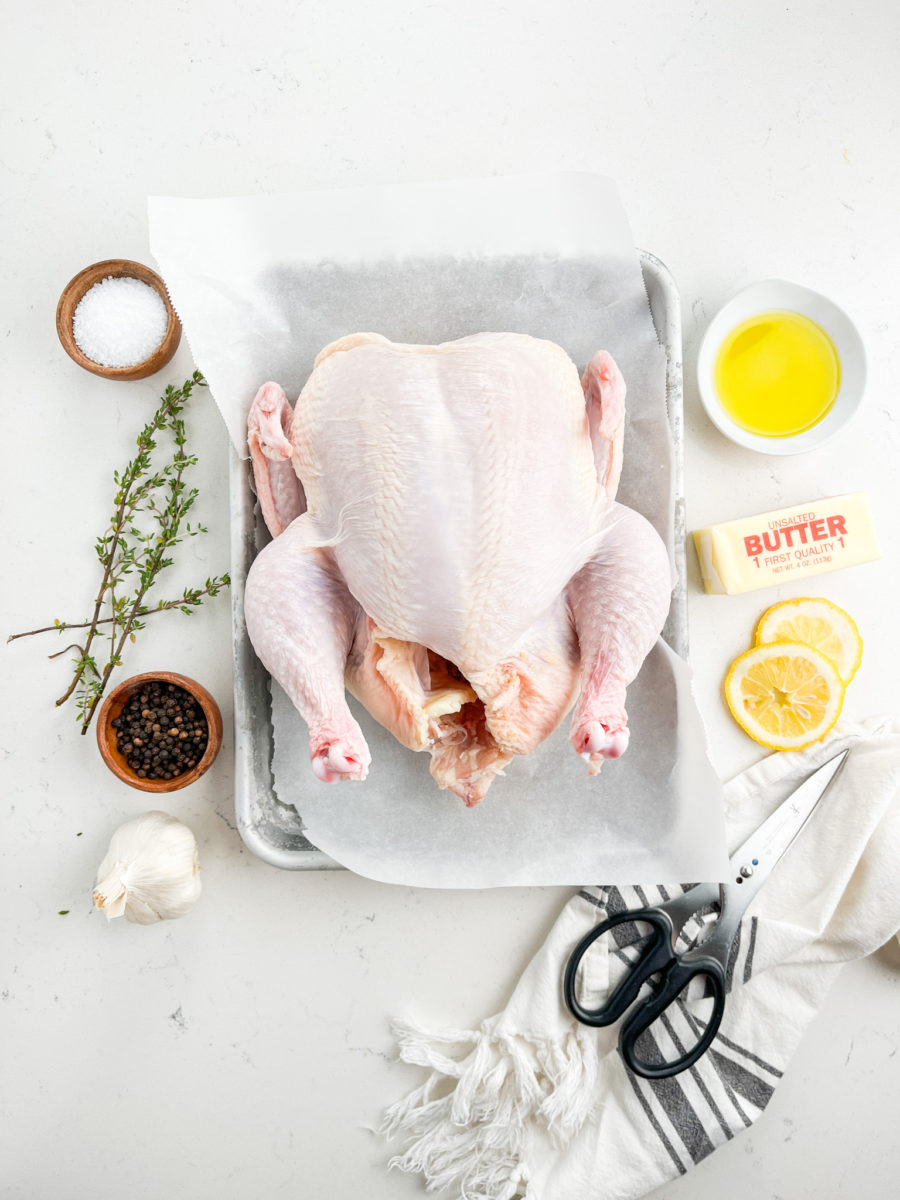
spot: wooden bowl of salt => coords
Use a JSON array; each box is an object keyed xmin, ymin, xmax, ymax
[{"xmin": 56, "ymin": 259, "xmax": 182, "ymax": 381}]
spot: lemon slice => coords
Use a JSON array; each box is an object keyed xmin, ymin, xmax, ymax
[
  {"xmin": 755, "ymin": 597, "xmax": 862, "ymax": 684},
  {"xmin": 724, "ymin": 641, "xmax": 845, "ymax": 750}
]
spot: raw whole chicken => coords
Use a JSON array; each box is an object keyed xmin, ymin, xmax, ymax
[{"xmin": 244, "ymin": 332, "xmax": 672, "ymax": 806}]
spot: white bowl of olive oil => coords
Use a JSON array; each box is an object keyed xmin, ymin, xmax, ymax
[{"xmin": 697, "ymin": 279, "xmax": 866, "ymax": 455}]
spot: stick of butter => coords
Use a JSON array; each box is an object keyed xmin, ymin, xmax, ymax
[{"xmin": 693, "ymin": 493, "xmax": 880, "ymax": 594}]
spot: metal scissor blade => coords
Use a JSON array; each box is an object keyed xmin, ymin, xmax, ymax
[{"xmin": 725, "ymin": 750, "xmax": 849, "ymax": 904}]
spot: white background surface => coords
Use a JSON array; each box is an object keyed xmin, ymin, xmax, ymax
[{"xmin": 2, "ymin": 2, "xmax": 898, "ymax": 1197}]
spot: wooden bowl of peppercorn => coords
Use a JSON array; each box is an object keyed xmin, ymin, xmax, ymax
[{"xmin": 96, "ymin": 671, "xmax": 223, "ymax": 792}]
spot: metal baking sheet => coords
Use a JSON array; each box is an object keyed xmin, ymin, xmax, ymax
[{"xmin": 230, "ymin": 250, "xmax": 686, "ymax": 870}]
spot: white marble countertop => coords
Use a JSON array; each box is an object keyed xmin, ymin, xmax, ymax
[{"xmin": 2, "ymin": 2, "xmax": 898, "ymax": 1197}]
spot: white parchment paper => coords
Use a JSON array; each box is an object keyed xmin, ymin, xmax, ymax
[{"xmin": 150, "ymin": 173, "xmax": 729, "ymax": 886}]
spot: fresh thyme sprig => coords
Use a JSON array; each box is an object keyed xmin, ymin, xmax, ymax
[
  {"xmin": 7, "ymin": 371, "xmax": 230, "ymax": 734},
  {"xmin": 8, "ymin": 583, "xmax": 229, "ymax": 641}
]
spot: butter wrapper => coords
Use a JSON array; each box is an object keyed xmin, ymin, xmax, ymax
[{"xmin": 693, "ymin": 492, "xmax": 880, "ymax": 594}]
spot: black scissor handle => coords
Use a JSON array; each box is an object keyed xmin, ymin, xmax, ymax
[
  {"xmin": 563, "ymin": 908, "xmax": 677, "ymax": 1027},
  {"xmin": 619, "ymin": 953, "xmax": 727, "ymax": 1079}
]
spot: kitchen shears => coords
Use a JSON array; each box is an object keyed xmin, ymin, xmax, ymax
[{"xmin": 563, "ymin": 750, "xmax": 848, "ymax": 1080}]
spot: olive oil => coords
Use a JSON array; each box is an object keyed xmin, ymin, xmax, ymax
[{"xmin": 714, "ymin": 310, "xmax": 840, "ymax": 437}]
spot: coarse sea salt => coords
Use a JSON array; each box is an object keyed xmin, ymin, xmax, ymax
[{"xmin": 73, "ymin": 275, "xmax": 168, "ymax": 369}]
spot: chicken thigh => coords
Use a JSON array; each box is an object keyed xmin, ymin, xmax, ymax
[{"xmin": 244, "ymin": 332, "xmax": 672, "ymax": 805}]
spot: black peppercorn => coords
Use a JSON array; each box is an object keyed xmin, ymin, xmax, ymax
[{"xmin": 114, "ymin": 679, "xmax": 210, "ymax": 782}]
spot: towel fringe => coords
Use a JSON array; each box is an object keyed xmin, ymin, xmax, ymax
[{"xmin": 382, "ymin": 1017, "xmax": 598, "ymax": 1198}]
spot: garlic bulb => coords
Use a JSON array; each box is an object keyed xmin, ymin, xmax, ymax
[{"xmin": 93, "ymin": 811, "xmax": 202, "ymax": 924}]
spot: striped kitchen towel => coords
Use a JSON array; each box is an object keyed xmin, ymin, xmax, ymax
[{"xmin": 383, "ymin": 717, "xmax": 900, "ymax": 1200}]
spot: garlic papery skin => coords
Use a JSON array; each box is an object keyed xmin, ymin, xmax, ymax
[{"xmin": 93, "ymin": 811, "xmax": 202, "ymax": 925}]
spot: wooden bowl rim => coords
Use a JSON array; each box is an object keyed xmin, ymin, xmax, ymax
[
  {"xmin": 56, "ymin": 259, "xmax": 182, "ymax": 381},
  {"xmin": 96, "ymin": 671, "xmax": 223, "ymax": 793}
]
